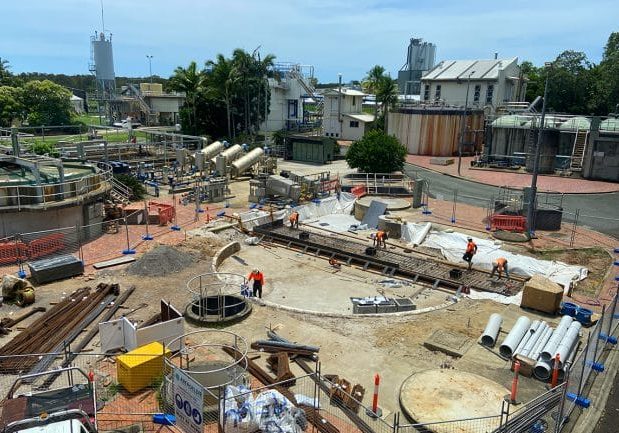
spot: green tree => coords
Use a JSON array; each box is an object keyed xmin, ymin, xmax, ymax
[
  {"xmin": 21, "ymin": 80, "xmax": 72, "ymax": 126},
  {"xmin": 206, "ymin": 54, "xmax": 236, "ymax": 138},
  {"xmin": 376, "ymin": 75, "xmax": 398, "ymax": 132},
  {"xmin": 0, "ymin": 58, "xmax": 14, "ymax": 86},
  {"xmin": 0, "ymin": 86, "xmax": 24, "ymax": 126},
  {"xmin": 362, "ymin": 65, "xmax": 386, "ymax": 121},
  {"xmin": 169, "ymin": 61, "xmax": 204, "ymax": 134},
  {"xmin": 346, "ymin": 130, "xmax": 406, "ymax": 173}
]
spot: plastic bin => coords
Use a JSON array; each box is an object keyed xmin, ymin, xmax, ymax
[
  {"xmin": 561, "ymin": 302, "xmax": 579, "ymax": 317},
  {"xmin": 117, "ymin": 341, "xmax": 171, "ymax": 393}
]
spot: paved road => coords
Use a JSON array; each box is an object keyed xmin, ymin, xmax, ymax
[{"xmin": 404, "ymin": 164, "xmax": 619, "ymax": 240}]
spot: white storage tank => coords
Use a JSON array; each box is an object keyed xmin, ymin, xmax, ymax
[{"xmin": 230, "ymin": 147, "xmax": 264, "ymax": 177}]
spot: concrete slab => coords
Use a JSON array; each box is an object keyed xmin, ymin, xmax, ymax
[
  {"xmin": 93, "ymin": 256, "xmax": 136, "ymax": 269},
  {"xmin": 423, "ymin": 329, "xmax": 473, "ymax": 357},
  {"xmin": 399, "ymin": 369, "xmax": 508, "ymax": 430}
]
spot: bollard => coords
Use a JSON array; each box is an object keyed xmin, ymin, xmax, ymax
[
  {"xmin": 551, "ymin": 354, "xmax": 560, "ymax": 388},
  {"xmin": 122, "ymin": 217, "xmax": 136, "ymax": 254},
  {"xmin": 171, "ymin": 193, "xmax": 181, "ymax": 231},
  {"xmin": 366, "ymin": 373, "xmax": 383, "ymax": 418},
  {"xmin": 510, "ymin": 361, "xmax": 521, "ymax": 403}
]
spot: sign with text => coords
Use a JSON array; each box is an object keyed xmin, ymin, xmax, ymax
[{"xmin": 173, "ymin": 367, "xmax": 204, "ymax": 433}]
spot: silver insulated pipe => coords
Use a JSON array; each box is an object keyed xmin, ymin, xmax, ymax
[
  {"xmin": 499, "ymin": 316, "xmax": 531, "ymax": 358},
  {"xmin": 231, "ymin": 147, "xmax": 264, "ymax": 177},
  {"xmin": 481, "ymin": 313, "xmax": 503, "ymax": 347},
  {"xmin": 540, "ymin": 315, "xmax": 573, "ymax": 361},
  {"xmin": 211, "ymin": 144, "xmax": 242, "ymax": 165}
]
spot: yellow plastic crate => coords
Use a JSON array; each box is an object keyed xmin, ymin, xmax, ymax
[{"xmin": 116, "ymin": 342, "xmax": 170, "ymax": 393}]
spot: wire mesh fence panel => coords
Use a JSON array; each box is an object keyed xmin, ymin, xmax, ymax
[
  {"xmin": 399, "ymin": 416, "xmax": 502, "ymax": 433},
  {"xmin": 18, "ymin": 226, "xmax": 81, "ymax": 264}
]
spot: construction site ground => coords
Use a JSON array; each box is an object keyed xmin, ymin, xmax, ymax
[{"xmin": 1, "ymin": 159, "xmax": 618, "ymax": 429}]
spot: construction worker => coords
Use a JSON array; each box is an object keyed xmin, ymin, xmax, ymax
[
  {"xmin": 462, "ymin": 237, "xmax": 478, "ymax": 270},
  {"xmin": 289, "ymin": 211, "xmax": 300, "ymax": 229},
  {"xmin": 490, "ymin": 257, "xmax": 509, "ymax": 280},
  {"xmin": 247, "ymin": 269, "xmax": 265, "ymax": 298},
  {"xmin": 328, "ymin": 257, "xmax": 341, "ymax": 270},
  {"xmin": 373, "ymin": 230, "xmax": 388, "ymax": 249}
]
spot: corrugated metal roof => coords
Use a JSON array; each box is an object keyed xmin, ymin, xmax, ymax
[
  {"xmin": 344, "ymin": 113, "xmax": 375, "ymax": 123},
  {"xmin": 422, "ymin": 58, "xmax": 518, "ymax": 81}
]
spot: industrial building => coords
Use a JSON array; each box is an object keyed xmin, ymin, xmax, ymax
[
  {"xmin": 397, "ymin": 38, "xmax": 437, "ymax": 95},
  {"xmin": 323, "ymin": 88, "xmax": 375, "ymax": 140},
  {"xmin": 421, "ymin": 57, "xmax": 527, "ymax": 113}
]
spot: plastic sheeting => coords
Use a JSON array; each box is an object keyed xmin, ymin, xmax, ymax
[
  {"xmin": 401, "ymin": 222, "xmax": 432, "ymax": 246},
  {"xmin": 422, "ymin": 231, "xmax": 587, "ymax": 290},
  {"xmin": 294, "ymin": 192, "xmax": 356, "ymax": 221}
]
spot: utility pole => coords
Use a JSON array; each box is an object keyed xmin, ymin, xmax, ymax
[
  {"xmin": 338, "ymin": 73, "xmax": 343, "ymax": 138},
  {"xmin": 146, "ymin": 55, "xmax": 153, "ymax": 85},
  {"xmin": 457, "ymin": 70, "xmax": 475, "ymax": 176},
  {"xmin": 526, "ymin": 63, "xmax": 552, "ymax": 238}
]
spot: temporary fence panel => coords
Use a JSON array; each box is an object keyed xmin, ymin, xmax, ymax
[{"xmin": 398, "ymin": 415, "xmax": 502, "ymax": 433}]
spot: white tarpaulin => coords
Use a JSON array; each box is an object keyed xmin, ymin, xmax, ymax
[
  {"xmin": 422, "ymin": 231, "xmax": 587, "ymax": 290},
  {"xmin": 401, "ymin": 222, "xmax": 432, "ymax": 246},
  {"xmin": 294, "ymin": 192, "xmax": 356, "ymax": 221},
  {"xmin": 305, "ymin": 213, "xmax": 361, "ymax": 232}
]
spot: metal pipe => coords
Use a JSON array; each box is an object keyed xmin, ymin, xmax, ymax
[
  {"xmin": 530, "ymin": 327, "xmax": 553, "ymax": 361},
  {"xmin": 555, "ymin": 321, "xmax": 582, "ymax": 369},
  {"xmin": 520, "ymin": 321, "xmax": 547, "ymax": 358},
  {"xmin": 541, "ymin": 315, "xmax": 573, "ymax": 361},
  {"xmin": 534, "ymin": 359, "xmax": 553, "ymax": 380},
  {"xmin": 481, "ymin": 313, "xmax": 503, "ymax": 347},
  {"xmin": 500, "ymin": 316, "xmax": 531, "ymax": 358},
  {"xmin": 514, "ymin": 320, "xmax": 540, "ymax": 356}
]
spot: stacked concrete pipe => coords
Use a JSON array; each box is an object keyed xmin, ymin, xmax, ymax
[
  {"xmin": 519, "ymin": 321, "xmax": 547, "ymax": 358},
  {"xmin": 481, "ymin": 313, "xmax": 503, "ymax": 347},
  {"xmin": 499, "ymin": 316, "xmax": 531, "ymax": 358},
  {"xmin": 534, "ymin": 318, "xmax": 581, "ymax": 380},
  {"xmin": 514, "ymin": 320, "xmax": 540, "ymax": 356}
]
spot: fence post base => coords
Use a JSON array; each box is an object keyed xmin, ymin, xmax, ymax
[
  {"xmin": 365, "ymin": 407, "xmax": 383, "ymax": 419},
  {"xmin": 122, "ymin": 249, "xmax": 136, "ymax": 255},
  {"xmin": 170, "ymin": 225, "xmax": 181, "ymax": 231},
  {"xmin": 142, "ymin": 234, "xmax": 154, "ymax": 240},
  {"xmin": 17, "ymin": 269, "xmax": 27, "ymax": 279}
]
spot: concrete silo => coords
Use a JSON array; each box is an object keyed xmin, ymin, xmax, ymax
[{"xmin": 89, "ymin": 31, "xmax": 116, "ymax": 99}]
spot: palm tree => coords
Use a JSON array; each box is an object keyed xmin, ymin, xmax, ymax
[
  {"xmin": 376, "ymin": 75, "xmax": 398, "ymax": 133},
  {"xmin": 231, "ymin": 49, "xmax": 254, "ymax": 134},
  {"xmin": 206, "ymin": 54, "xmax": 235, "ymax": 138},
  {"xmin": 252, "ymin": 52, "xmax": 275, "ymax": 133},
  {"xmin": 362, "ymin": 65, "xmax": 386, "ymax": 121},
  {"xmin": 169, "ymin": 61, "xmax": 204, "ymax": 134}
]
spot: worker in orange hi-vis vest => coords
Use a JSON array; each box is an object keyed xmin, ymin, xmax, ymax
[
  {"xmin": 462, "ymin": 237, "xmax": 478, "ymax": 270},
  {"xmin": 247, "ymin": 269, "xmax": 265, "ymax": 298},
  {"xmin": 490, "ymin": 257, "xmax": 510, "ymax": 280},
  {"xmin": 289, "ymin": 211, "xmax": 299, "ymax": 229},
  {"xmin": 373, "ymin": 230, "xmax": 388, "ymax": 249}
]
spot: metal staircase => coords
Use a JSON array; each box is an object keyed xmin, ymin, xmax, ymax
[
  {"xmin": 109, "ymin": 177, "xmax": 132, "ymax": 204},
  {"xmin": 570, "ymin": 129, "xmax": 588, "ymax": 171}
]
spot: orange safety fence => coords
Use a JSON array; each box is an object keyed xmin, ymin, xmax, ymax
[
  {"xmin": 0, "ymin": 241, "xmax": 28, "ymax": 265},
  {"xmin": 27, "ymin": 233, "xmax": 65, "ymax": 260},
  {"xmin": 490, "ymin": 214, "xmax": 527, "ymax": 232},
  {"xmin": 148, "ymin": 201, "xmax": 176, "ymax": 226},
  {"xmin": 350, "ymin": 185, "xmax": 367, "ymax": 198}
]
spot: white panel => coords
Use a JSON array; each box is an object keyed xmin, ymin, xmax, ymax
[
  {"xmin": 99, "ymin": 317, "xmax": 135, "ymax": 352},
  {"xmin": 123, "ymin": 318, "xmax": 138, "ymax": 351},
  {"xmin": 136, "ymin": 318, "xmax": 185, "ymax": 352}
]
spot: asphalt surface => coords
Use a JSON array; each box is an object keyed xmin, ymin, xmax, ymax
[{"xmin": 403, "ymin": 164, "xmax": 619, "ymax": 240}]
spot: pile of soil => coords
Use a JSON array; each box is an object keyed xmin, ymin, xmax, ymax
[
  {"xmin": 184, "ymin": 231, "xmax": 227, "ymax": 258},
  {"xmin": 126, "ymin": 245, "xmax": 196, "ymax": 276}
]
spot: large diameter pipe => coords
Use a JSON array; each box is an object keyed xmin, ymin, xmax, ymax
[
  {"xmin": 520, "ymin": 321, "xmax": 547, "ymax": 358},
  {"xmin": 231, "ymin": 147, "xmax": 264, "ymax": 177},
  {"xmin": 554, "ymin": 321, "xmax": 582, "ymax": 368},
  {"xmin": 211, "ymin": 144, "xmax": 242, "ymax": 165},
  {"xmin": 541, "ymin": 315, "xmax": 573, "ymax": 361},
  {"xmin": 534, "ymin": 359, "xmax": 553, "ymax": 380},
  {"xmin": 499, "ymin": 316, "xmax": 531, "ymax": 358},
  {"xmin": 514, "ymin": 320, "xmax": 540, "ymax": 356},
  {"xmin": 481, "ymin": 313, "xmax": 503, "ymax": 347},
  {"xmin": 200, "ymin": 140, "xmax": 225, "ymax": 160},
  {"xmin": 530, "ymin": 327, "xmax": 553, "ymax": 361}
]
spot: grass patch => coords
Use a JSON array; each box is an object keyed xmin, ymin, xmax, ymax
[{"xmin": 530, "ymin": 247, "xmax": 612, "ymax": 297}]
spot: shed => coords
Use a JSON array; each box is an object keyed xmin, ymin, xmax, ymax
[{"xmin": 287, "ymin": 135, "xmax": 335, "ymax": 164}]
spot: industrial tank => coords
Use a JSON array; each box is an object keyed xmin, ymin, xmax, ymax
[
  {"xmin": 489, "ymin": 115, "xmax": 529, "ymax": 156},
  {"xmin": 230, "ymin": 147, "xmax": 264, "ymax": 177},
  {"xmin": 211, "ymin": 144, "xmax": 242, "ymax": 166},
  {"xmin": 200, "ymin": 140, "xmax": 225, "ymax": 160}
]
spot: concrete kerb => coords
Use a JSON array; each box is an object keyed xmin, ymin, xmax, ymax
[
  {"xmin": 211, "ymin": 241, "xmax": 242, "ymax": 273},
  {"xmin": 569, "ymin": 344, "xmax": 619, "ymax": 433},
  {"xmin": 405, "ymin": 162, "xmax": 619, "ymax": 195}
]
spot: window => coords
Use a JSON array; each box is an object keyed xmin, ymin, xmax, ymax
[
  {"xmin": 288, "ymin": 100, "xmax": 298, "ymax": 118},
  {"xmin": 473, "ymin": 85, "xmax": 481, "ymax": 103},
  {"xmin": 335, "ymin": 133, "xmax": 339, "ymax": 138},
  {"xmin": 434, "ymin": 85, "xmax": 441, "ymax": 100},
  {"xmin": 423, "ymin": 84, "xmax": 430, "ymax": 101},
  {"xmin": 349, "ymin": 120, "xmax": 359, "ymax": 128},
  {"xmin": 352, "ymin": 96, "xmax": 356, "ymax": 106},
  {"xmin": 486, "ymin": 85, "xmax": 494, "ymax": 104}
]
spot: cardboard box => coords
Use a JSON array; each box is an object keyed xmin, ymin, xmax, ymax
[
  {"xmin": 521, "ymin": 275, "xmax": 563, "ymax": 314},
  {"xmin": 117, "ymin": 341, "xmax": 171, "ymax": 393}
]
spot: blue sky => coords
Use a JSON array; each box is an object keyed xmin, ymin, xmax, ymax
[{"xmin": 1, "ymin": 0, "xmax": 617, "ymax": 82}]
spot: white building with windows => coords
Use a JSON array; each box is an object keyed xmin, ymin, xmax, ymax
[
  {"xmin": 322, "ymin": 88, "xmax": 375, "ymax": 141},
  {"xmin": 420, "ymin": 57, "xmax": 526, "ymax": 112}
]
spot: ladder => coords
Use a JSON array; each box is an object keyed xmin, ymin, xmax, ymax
[
  {"xmin": 109, "ymin": 177, "xmax": 132, "ymax": 204},
  {"xmin": 570, "ymin": 129, "xmax": 589, "ymax": 171}
]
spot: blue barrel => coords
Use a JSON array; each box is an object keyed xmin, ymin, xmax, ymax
[
  {"xmin": 561, "ymin": 302, "xmax": 579, "ymax": 317},
  {"xmin": 576, "ymin": 308, "xmax": 592, "ymax": 324}
]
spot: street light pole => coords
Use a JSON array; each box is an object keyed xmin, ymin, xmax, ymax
[
  {"xmin": 146, "ymin": 55, "xmax": 153, "ymax": 84},
  {"xmin": 526, "ymin": 63, "xmax": 551, "ymax": 238},
  {"xmin": 457, "ymin": 71, "xmax": 475, "ymax": 176},
  {"xmin": 338, "ymin": 73, "xmax": 343, "ymax": 138}
]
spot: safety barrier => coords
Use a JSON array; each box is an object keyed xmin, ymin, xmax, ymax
[
  {"xmin": 27, "ymin": 233, "xmax": 65, "ymax": 260},
  {"xmin": 351, "ymin": 185, "xmax": 367, "ymax": 198},
  {"xmin": 0, "ymin": 240, "xmax": 28, "ymax": 265},
  {"xmin": 490, "ymin": 214, "xmax": 527, "ymax": 232},
  {"xmin": 148, "ymin": 201, "xmax": 175, "ymax": 226}
]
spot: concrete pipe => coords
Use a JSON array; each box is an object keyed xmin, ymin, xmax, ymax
[
  {"xmin": 534, "ymin": 359, "xmax": 553, "ymax": 380},
  {"xmin": 499, "ymin": 316, "xmax": 531, "ymax": 358},
  {"xmin": 530, "ymin": 327, "xmax": 553, "ymax": 361},
  {"xmin": 481, "ymin": 313, "xmax": 503, "ymax": 347},
  {"xmin": 554, "ymin": 321, "xmax": 582, "ymax": 369},
  {"xmin": 514, "ymin": 320, "xmax": 540, "ymax": 356},
  {"xmin": 541, "ymin": 315, "xmax": 573, "ymax": 361},
  {"xmin": 520, "ymin": 321, "xmax": 547, "ymax": 358}
]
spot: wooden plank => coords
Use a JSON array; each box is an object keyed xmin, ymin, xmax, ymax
[{"xmin": 93, "ymin": 256, "xmax": 136, "ymax": 269}]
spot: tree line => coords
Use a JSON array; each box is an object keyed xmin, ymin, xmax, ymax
[
  {"xmin": 522, "ymin": 32, "xmax": 619, "ymax": 115},
  {"xmin": 168, "ymin": 49, "xmax": 275, "ymax": 140}
]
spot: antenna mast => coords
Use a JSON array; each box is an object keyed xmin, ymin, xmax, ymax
[{"xmin": 100, "ymin": 0, "xmax": 105, "ymax": 32}]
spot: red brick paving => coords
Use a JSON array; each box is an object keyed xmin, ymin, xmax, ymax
[{"xmin": 406, "ymin": 155, "xmax": 619, "ymax": 194}]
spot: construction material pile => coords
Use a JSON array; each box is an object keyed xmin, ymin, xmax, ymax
[
  {"xmin": 0, "ymin": 283, "xmax": 119, "ymax": 374},
  {"xmin": 126, "ymin": 245, "xmax": 196, "ymax": 276}
]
